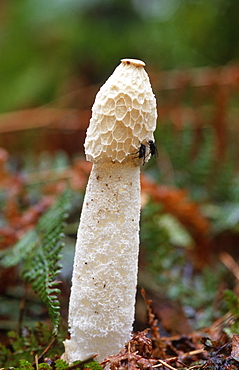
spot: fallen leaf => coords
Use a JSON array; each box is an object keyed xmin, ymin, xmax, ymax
[{"xmin": 231, "ymin": 335, "xmax": 239, "ymax": 362}]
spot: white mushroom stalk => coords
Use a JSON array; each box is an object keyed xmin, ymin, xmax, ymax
[{"xmin": 63, "ymin": 59, "xmax": 157, "ymax": 363}]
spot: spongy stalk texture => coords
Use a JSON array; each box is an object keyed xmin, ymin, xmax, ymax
[{"xmin": 64, "ymin": 162, "xmax": 140, "ymax": 362}]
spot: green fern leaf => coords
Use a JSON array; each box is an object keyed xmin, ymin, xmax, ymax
[
  {"xmin": 22, "ymin": 189, "xmax": 72, "ymax": 335},
  {"xmin": 54, "ymin": 359, "xmax": 69, "ymax": 370},
  {"xmin": 38, "ymin": 363, "xmax": 52, "ymax": 370},
  {"xmin": 18, "ymin": 359, "xmax": 34, "ymax": 370},
  {"xmin": 0, "ymin": 229, "xmax": 37, "ymax": 267},
  {"xmin": 0, "ymin": 189, "xmax": 72, "ymax": 335},
  {"xmin": 82, "ymin": 361, "xmax": 103, "ymax": 370}
]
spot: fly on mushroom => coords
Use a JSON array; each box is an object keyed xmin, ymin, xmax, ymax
[
  {"xmin": 133, "ymin": 143, "xmax": 147, "ymax": 165},
  {"xmin": 133, "ymin": 140, "xmax": 158, "ymax": 165},
  {"xmin": 148, "ymin": 140, "xmax": 158, "ymax": 159}
]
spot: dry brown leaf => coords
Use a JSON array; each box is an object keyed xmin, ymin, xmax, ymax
[{"xmin": 231, "ymin": 335, "xmax": 239, "ymax": 362}]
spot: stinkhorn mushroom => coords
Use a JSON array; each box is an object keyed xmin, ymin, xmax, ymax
[{"xmin": 63, "ymin": 58, "xmax": 157, "ymax": 363}]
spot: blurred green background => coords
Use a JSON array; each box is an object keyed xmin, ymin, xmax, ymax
[{"xmin": 1, "ymin": 0, "xmax": 239, "ymax": 113}]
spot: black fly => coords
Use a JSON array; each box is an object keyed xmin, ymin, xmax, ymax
[
  {"xmin": 133, "ymin": 143, "xmax": 147, "ymax": 165},
  {"xmin": 148, "ymin": 140, "xmax": 158, "ymax": 158},
  {"xmin": 133, "ymin": 140, "xmax": 157, "ymax": 165}
]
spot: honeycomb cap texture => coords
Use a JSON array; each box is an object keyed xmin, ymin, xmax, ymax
[{"xmin": 84, "ymin": 59, "xmax": 157, "ymax": 164}]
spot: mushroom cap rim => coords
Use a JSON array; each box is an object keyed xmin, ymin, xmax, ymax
[{"xmin": 121, "ymin": 58, "xmax": 146, "ymax": 67}]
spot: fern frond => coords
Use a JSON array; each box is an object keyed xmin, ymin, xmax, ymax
[
  {"xmin": 0, "ymin": 229, "xmax": 37, "ymax": 267},
  {"xmin": 18, "ymin": 359, "xmax": 34, "ymax": 370},
  {"xmin": 0, "ymin": 189, "xmax": 72, "ymax": 335},
  {"xmin": 22, "ymin": 189, "xmax": 72, "ymax": 335}
]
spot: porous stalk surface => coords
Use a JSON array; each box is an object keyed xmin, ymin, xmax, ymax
[{"xmin": 64, "ymin": 161, "xmax": 140, "ymax": 362}]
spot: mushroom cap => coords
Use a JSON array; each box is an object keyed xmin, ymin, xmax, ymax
[{"xmin": 84, "ymin": 58, "xmax": 157, "ymax": 164}]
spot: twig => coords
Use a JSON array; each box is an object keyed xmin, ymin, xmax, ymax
[
  {"xmin": 32, "ymin": 338, "xmax": 56, "ymax": 368},
  {"xmin": 35, "ymin": 355, "xmax": 39, "ymax": 370},
  {"xmin": 156, "ymin": 359, "xmax": 177, "ymax": 370},
  {"xmin": 66, "ymin": 355, "xmax": 97, "ymax": 370},
  {"xmin": 36, "ymin": 337, "xmax": 56, "ymax": 362},
  {"xmin": 128, "ymin": 340, "xmax": 132, "ymax": 370},
  {"xmin": 141, "ymin": 288, "xmax": 160, "ymax": 340},
  {"xmin": 152, "ymin": 349, "xmax": 206, "ymax": 369},
  {"xmin": 185, "ymin": 349, "xmax": 206, "ymax": 357},
  {"xmin": 18, "ymin": 283, "xmax": 27, "ymax": 335},
  {"xmin": 219, "ymin": 252, "xmax": 239, "ymax": 280},
  {"xmin": 214, "ymin": 341, "xmax": 231, "ymax": 356},
  {"xmin": 170, "ymin": 348, "xmax": 206, "ymax": 361}
]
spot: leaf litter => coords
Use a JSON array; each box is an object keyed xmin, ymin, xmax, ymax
[{"xmin": 100, "ymin": 289, "xmax": 239, "ymax": 370}]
